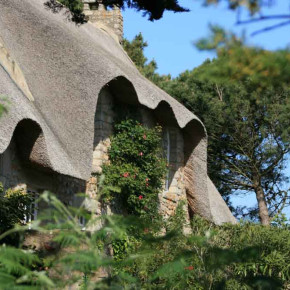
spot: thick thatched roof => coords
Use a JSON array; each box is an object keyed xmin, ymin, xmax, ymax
[
  {"xmin": 0, "ymin": 0, "xmax": 205, "ymax": 178},
  {"xmin": 0, "ymin": 0, "xmax": 236, "ymax": 224}
]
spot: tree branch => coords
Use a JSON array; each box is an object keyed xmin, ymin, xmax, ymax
[
  {"xmin": 251, "ymin": 20, "xmax": 290, "ymax": 36},
  {"xmin": 224, "ymin": 179, "xmax": 255, "ymax": 190},
  {"xmin": 236, "ymin": 14, "xmax": 290, "ymax": 25},
  {"xmin": 269, "ymin": 190, "xmax": 289, "ymax": 217},
  {"xmin": 215, "ymin": 83, "xmax": 223, "ymax": 101}
]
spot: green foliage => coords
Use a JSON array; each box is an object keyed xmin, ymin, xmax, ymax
[
  {"xmin": 168, "ymin": 71, "xmax": 290, "ymax": 213},
  {"xmin": 0, "ymin": 184, "xmax": 33, "ymax": 245},
  {"xmin": 104, "ymin": 0, "xmax": 189, "ymax": 21},
  {"xmin": 162, "ymin": 27, "xmax": 290, "ymax": 222},
  {"xmin": 45, "ymin": 0, "xmax": 188, "ymax": 23},
  {"xmin": 112, "ymin": 238, "xmax": 129, "ymax": 261},
  {"xmin": 271, "ymin": 213, "xmax": 289, "ymax": 228},
  {"xmin": 212, "ymin": 221, "xmax": 290, "ymax": 287},
  {"xmin": 123, "ymin": 30, "xmax": 290, "ymax": 222},
  {"xmin": 0, "ymin": 193, "xmax": 289, "ymax": 289},
  {"xmin": 195, "ymin": 23, "xmax": 244, "ymax": 51},
  {"xmin": 123, "ymin": 33, "xmax": 150, "ymax": 68},
  {"xmin": 44, "ymin": 0, "xmax": 86, "ymax": 23},
  {"xmin": 103, "ymin": 118, "xmax": 167, "ymax": 222},
  {"xmin": 0, "ymin": 245, "xmax": 53, "ymax": 289},
  {"xmin": 195, "ymin": 25, "xmax": 290, "ymax": 92},
  {"xmin": 112, "ymin": 214, "xmax": 290, "ymax": 289}
]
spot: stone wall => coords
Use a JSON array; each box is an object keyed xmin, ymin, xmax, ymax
[
  {"xmin": 83, "ymin": 1, "xmax": 123, "ymax": 42},
  {"xmin": 0, "ymin": 140, "xmax": 54, "ymax": 192},
  {"xmin": 85, "ymin": 88, "xmax": 188, "ymax": 220},
  {"xmin": 92, "ymin": 88, "xmax": 114, "ymax": 176},
  {"xmin": 85, "ymin": 88, "xmax": 115, "ymax": 217},
  {"xmin": 0, "ymin": 139, "xmax": 85, "ymax": 206},
  {"xmin": 160, "ymin": 127, "xmax": 186, "ymax": 218}
]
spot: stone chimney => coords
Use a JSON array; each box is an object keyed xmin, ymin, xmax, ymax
[{"xmin": 83, "ymin": 0, "xmax": 123, "ymax": 43}]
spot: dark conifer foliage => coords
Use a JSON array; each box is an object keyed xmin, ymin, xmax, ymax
[
  {"xmin": 103, "ymin": 0, "xmax": 189, "ymax": 20},
  {"xmin": 45, "ymin": 0, "xmax": 188, "ymax": 23},
  {"xmin": 123, "ymin": 30, "xmax": 290, "ymax": 224}
]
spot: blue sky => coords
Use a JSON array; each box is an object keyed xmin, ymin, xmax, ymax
[
  {"xmin": 122, "ymin": 1, "xmax": 290, "ymax": 218},
  {"xmin": 123, "ymin": 0, "xmax": 290, "ymax": 77}
]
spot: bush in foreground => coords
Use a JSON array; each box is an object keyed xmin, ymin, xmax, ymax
[{"xmin": 0, "ymin": 192, "xmax": 289, "ymax": 289}]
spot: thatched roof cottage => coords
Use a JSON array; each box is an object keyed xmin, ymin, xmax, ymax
[{"xmin": 0, "ymin": 0, "xmax": 236, "ymax": 225}]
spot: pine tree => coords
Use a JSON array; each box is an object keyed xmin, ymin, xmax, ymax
[
  {"xmin": 123, "ymin": 30, "xmax": 290, "ymax": 224},
  {"xmin": 166, "ymin": 27, "xmax": 290, "ymax": 224}
]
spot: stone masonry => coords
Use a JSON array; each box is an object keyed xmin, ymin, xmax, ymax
[
  {"xmin": 0, "ymin": 139, "xmax": 85, "ymax": 207},
  {"xmin": 85, "ymin": 88, "xmax": 115, "ymax": 217},
  {"xmin": 160, "ymin": 127, "xmax": 186, "ymax": 218},
  {"xmin": 85, "ymin": 88, "xmax": 188, "ymax": 220},
  {"xmin": 92, "ymin": 88, "xmax": 114, "ymax": 176},
  {"xmin": 83, "ymin": 0, "xmax": 123, "ymax": 42}
]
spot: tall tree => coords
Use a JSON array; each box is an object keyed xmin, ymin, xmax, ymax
[
  {"xmin": 123, "ymin": 31, "xmax": 290, "ymax": 224},
  {"xmin": 194, "ymin": 25, "xmax": 290, "ymax": 91},
  {"xmin": 165, "ymin": 27, "xmax": 290, "ymax": 224}
]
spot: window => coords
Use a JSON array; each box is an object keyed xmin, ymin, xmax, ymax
[
  {"xmin": 163, "ymin": 127, "xmax": 179, "ymax": 192},
  {"xmin": 24, "ymin": 189, "xmax": 38, "ymax": 229},
  {"xmin": 71, "ymin": 197, "xmax": 86, "ymax": 230},
  {"xmin": 163, "ymin": 128, "xmax": 170, "ymax": 191},
  {"xmin": 78, "ymin": 215, "xmax": 86, "ymax": 230}
]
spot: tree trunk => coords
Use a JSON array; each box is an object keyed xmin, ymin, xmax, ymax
[{"xmin": 255, "ymin": 185, "xmax": 270, "ymax": 226}]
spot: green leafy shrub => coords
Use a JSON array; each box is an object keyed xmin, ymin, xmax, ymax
[
  {"xmin": 111, "ymin": 214, "xmax": 289, "ymax": 289},
  {"xmin": 213, "ymin": 221, "xmax": 290, "ymax": 286},
  {"xmin": 0, "ymin": 193, "xmax": 289, "ymax": 289},
  {"xmin": 0, "ymin": 184, "xmax": 33, "ymax": 245},
  {"xmin": 102, "ymin": 118, "xmax": 167, "ymax": 223}
]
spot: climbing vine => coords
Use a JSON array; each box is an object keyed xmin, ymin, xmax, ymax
[{"xmin": 102, "ymin": 118, "xmax": 167, "ymax": 223}]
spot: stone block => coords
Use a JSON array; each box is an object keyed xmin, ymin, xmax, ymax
[
  {"xmin": 84, "ymin": 198, "xmax": 101, "ymax": 214},
  {"xmin": 168, "ymin": 186, "xmax": 179, "ymax": 194},
  {"xmin": 92, "ymin": 165, "xmax": 102, "ymax": 174},
  {"xmin": 93, "ymin": 150, "xmax": 103, "ymax": 159},
  {"xmin": 92, "ymin": 159, "xmax": 103, "ymax": 167},
  {"xmin": 163, "ymin": 193, "xmax": 178, "ymax": 203},
  {"xmin": 169, "ymin": 178, "xmax": 178, "ymax": 187},
  {"xmin": 90, "ymin": 176, "xmax": 97, "ymax": 184}
]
